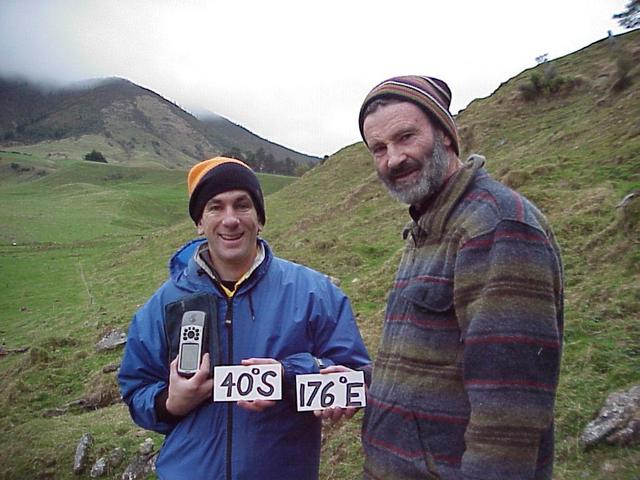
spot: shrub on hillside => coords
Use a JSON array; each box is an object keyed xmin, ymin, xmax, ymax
[
  {"xmin": 518, "ymin": 73, "xmax": 540, "ymax": 101},
  {"xmin": 10, "ymin": 162, "xmax": 32, "ymax": 173},
  {"xmin": 518, "ymin": 62, "xmax": 576, "ymax": 101},
  {"xmin": 612, "ymin": 52, "xmax": 634, "ymax": 92},
  {"xmin": 84, "ymin": 150, "xmax": 107, "ymax": 163}
]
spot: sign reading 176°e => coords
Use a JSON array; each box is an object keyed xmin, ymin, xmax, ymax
[{"xmin": 296, "ymin": 371, "xmax": 366, "ymax": 412}]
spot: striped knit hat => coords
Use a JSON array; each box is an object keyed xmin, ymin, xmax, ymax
[
  {"xmin": 187, "ymin": 157, "xmax": 265, "ymax": 225},
  {"xmin": 358, "ymin": 75, "xmax": 459, "ymax": 155}
]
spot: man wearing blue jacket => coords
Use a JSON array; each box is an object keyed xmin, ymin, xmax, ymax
[{"xmin": 118, "ymin": 157, "xmax": 371, "ymax": 480}]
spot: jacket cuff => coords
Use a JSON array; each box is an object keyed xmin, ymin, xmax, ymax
[
  {"xmin": 280, "ymin": 353, "xmax": 326, "ymax": 403},
  {"xmin": 154, "ymin": 388, "xmax": 185, "ymax": 425}
]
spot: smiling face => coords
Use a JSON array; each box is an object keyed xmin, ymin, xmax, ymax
[
  {"xmin": 197, "ymin": 189, "xmax": 262, "ymax": 281},
  {"xmin": 363, "ymin": 100, "xmax": 456, "ymax": 205}
]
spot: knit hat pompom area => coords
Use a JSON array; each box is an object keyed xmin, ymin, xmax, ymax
[
  {"xmin": 358, "ymin": 75, "xmax": 459, "ymax": 155},
  {"xmin": 187, "ymin": 157, "xmax": 265, "ymax": 225}
]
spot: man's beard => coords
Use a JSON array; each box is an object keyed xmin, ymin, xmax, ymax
[{"xmin": 378, "ymin": 133, "xmax": 450, "ymax": 205}]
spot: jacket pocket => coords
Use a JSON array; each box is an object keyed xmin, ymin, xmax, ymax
[
  {"xmin": 398, "ymin": 280, "xmax": 460, "ymax": 366},
  {"xmin": 164, "ymin": 293, "xmax": 220, "ymax": 375},
  {"xmin": 400, "ymin": 281, "xmax": 453, "ymax": 313},
  {"xmin": 362, "ymin": 400, "xmax": 441, "ymax": 479}
]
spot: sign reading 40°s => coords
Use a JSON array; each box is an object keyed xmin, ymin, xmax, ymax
[
  {"xmin": 213, "ymin": 364, "xmax": 282, "ymax": 402},
  {"xmin": 295, "ymin": 371, "xmax": 366, "ymax": 412}
]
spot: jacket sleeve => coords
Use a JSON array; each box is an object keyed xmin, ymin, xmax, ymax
[
  {"xmin": 118, "ymin": 296, "xmax": 176, "ymax": 435},
  {"xmin": 455, "ymin": 219, "xmax": 563, "ymax": 479},
  {"xmin": 280, "ymin": 278, "xmax": 371, "ymax": 384}
]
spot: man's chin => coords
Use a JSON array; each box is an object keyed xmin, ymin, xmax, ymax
[
  {"xmin": 386, "ymin": 183, "xmax": 427, "ymax": 205},
  {"xmin": 379, "ymin": 172, "xmax": 431, "ymax": 204}
]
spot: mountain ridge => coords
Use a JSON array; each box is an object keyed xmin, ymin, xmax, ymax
[{"xmin": 0, "ymin": 75, "xmax": 318, "ymax": 172}]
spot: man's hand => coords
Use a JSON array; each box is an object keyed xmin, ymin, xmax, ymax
[
  {"xmin": 313, "ymin": 365, "xmax": 361, "ymax": 422},
  {"xmin": 166, "ymin": 353, "xmax": 213, "ymax": 417},
  {"xmin": 236, "ymin": 358, "xmax": 281, "ymax": 412}
]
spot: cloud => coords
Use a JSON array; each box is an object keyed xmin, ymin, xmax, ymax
[{"xmin": 0, "ymin": 0, "xmax": 629, "ymax": 156}]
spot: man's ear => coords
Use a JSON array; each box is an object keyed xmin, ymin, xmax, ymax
[
  {"xmin": 197, "ymin": 220, "xmax": 204, "ymax": 235},
  {"xmin": 442, "ymin": 132, "xmax": 452, "ymax": 147}
]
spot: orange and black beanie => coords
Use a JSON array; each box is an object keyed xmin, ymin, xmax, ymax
[{"xmin": 187, "ymin": 157, "xmax": 265, "ymax": 225}]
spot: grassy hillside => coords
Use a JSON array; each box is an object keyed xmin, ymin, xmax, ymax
[
  {"xmin": 1, "ymin": 30, "xmax": 639, "ymax": 479},
  {"xmin": 266, "ymin": 30, "xmax": 640, "ymax": 479}
]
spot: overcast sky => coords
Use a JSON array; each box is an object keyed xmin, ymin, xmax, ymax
[{"xmin": 0, "ymin": 0, "xmax": 631, "ymax": 157}]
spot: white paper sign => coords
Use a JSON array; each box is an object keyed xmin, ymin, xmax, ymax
[
  {"xmin": 295, "ymin": 371, "xmax": 366, "ymax": 412},
  {"xmin": 213, "ymin": 364, "xmax": 282, "ymax": 402}
]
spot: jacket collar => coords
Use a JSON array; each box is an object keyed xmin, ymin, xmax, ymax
[
  {"xmin": 195, "ymin": 241, "xmax": 266, "ymax": 297},
  {"xmin": 403, "ymin": 155, "xmax": 485, "ymax": 241},
  {"xmin": 169, "ymin": 237, "xmax": 273, "ymax": 296}
]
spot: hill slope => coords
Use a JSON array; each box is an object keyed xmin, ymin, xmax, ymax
[
  {"xmin": 264, "ymin": 29, "xmax": 640, "ymax": 479},
  {"xmin": 0, "ymin": 30, "xmax": 638, "ymax": 480},
  {"xmin": 0, "ymin": 77, "xmax": 318, "ymax": 170}
]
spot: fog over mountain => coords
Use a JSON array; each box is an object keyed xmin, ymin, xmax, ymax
[{"xmin": 0, "ymin": 76, "xmax": 318, "ymax": 173}]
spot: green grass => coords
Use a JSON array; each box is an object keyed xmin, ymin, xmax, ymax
[
  {"xmin": 1, "ymin": 30, "xmax": 639, "ymax": 480},
  {"xmin": 0, "ymin": 155, "xmax": 295, "ymax": 479},
  {"xmin": 0, "ymin": 155, "xmax": 292, "ymax": 245}
]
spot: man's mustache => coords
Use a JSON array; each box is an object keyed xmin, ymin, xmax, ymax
[{"xmin": 388, "ymin": 159, "xmax": 422, "ymax": 181}]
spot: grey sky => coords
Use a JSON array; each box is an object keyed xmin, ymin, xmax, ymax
[{"xmin": 0, "ymin": 0, "xmax": 630, "ymax": 157}]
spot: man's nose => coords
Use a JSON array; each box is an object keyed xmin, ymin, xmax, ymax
[
  {"xmin": 221, "ymin": 208, "xmax": 240, "ymax": 226},
  {"xmin": 387, "ymin": 144, "xmax": 406, "ymax": 170}
]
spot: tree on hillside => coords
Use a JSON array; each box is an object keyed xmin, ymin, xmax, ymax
[
  {"xmin": 283, "ymin": 157, "xmax": 296, "ymax": 176},
  {"xmin": 84, "ymin": 150, "xmax": 107, "ymax": 163},
  {"xmin": 222, "ymin": 147, "xmax": 244, "ymax": 161},
  {"xmin": 224, "ymin": 148, "xmax": 298, "ymax": 176},
  {"xmin": 535, "ymin": 53, "xmax": 548, "ymax": 64},
  {"xmin": 613, "ymin": 0, "xmax": 640, "ymax": 29}
]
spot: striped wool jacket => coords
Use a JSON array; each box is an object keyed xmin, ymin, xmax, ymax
[{"xmin": 362, "ymin": 156, "xmax": 564, "ymax": 480}]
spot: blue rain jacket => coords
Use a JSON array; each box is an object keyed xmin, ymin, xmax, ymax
[{"xmin": 119, "ymin": 238, "xmax": 370, "ymax": 480}]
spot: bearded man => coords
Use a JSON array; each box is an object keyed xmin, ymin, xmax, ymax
[{"xmin": 358, "ymin": 75, "xmax": 564, "ymax": 480}]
